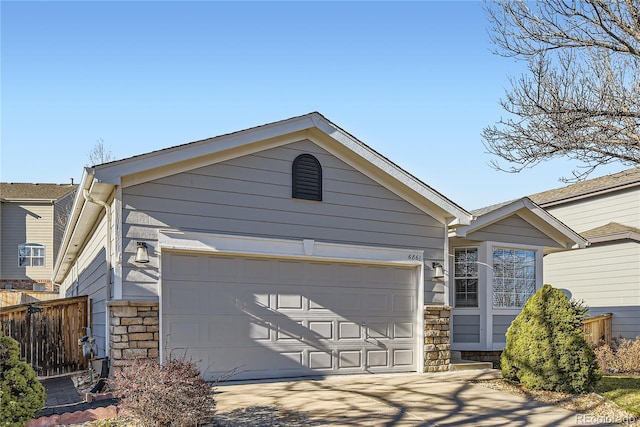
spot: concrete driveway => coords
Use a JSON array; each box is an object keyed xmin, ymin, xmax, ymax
[{"xmin": 215, "ymin": 370, "xmax": 613, "ymax": 426}]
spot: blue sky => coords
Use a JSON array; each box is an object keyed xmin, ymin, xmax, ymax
[{"xmin": 1, "ymin": 1, "xmax": 628, "ymax": 209}]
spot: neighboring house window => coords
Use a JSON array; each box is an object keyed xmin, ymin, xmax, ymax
[
  {"xmin": 18, "ymin": 243, "xmax": 45, "ymax": 267},
  {"xmin": 33, "ymin": 283, "xmax": 46, "ymax": 291},
  {"xmin": 454, "ymin": 247, "xmax": 478, "ymax": 307},
  {"xmin": 292, "ymin": 154, "xmax": 322, "ymax": 201},
  {"xmin": 493, "ymin": 248, "xmax": 536, "ymax": 308}
]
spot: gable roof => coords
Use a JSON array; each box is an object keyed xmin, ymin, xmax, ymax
[
  {"xmin": 452, "ymin": 197, "xmax": 588, "ymax": 253},
  {"xmin": 88, "ymin": 112, "xmax": 471, "ymax": 224},
  {"xmin": 580, "ymin": 222, "xmax": 640, "ymax": 244},
  {"xmin": 529, "ymin": 168, "xmax": 640, "ymax": 207},
  {"xmin": 54, "ymin": 112, "xmax": 473, "ymax": 283},
  {"xmin": 0, "ymin": 183, "xmax": 77, "ymax": 202}
]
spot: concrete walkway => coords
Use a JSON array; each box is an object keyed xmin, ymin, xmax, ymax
[{"xmin": 215, "ymin": 370, "xmax": 614, "ymax": 426}]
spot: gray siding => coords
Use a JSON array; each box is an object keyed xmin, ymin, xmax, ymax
[
  {"xmin": 0, "ymin": 202, "xmax": 54, "ymax": 281},
  {"xmin": 122, "ymin": 139, "xmax": 445, "ymax": 303},
  {"xmin": 467, "ymin": 216, "xmax": 560, "ymax": 248},
  {"xmin": 62, "ymin": 214, "xmax": 109, "ymax": 358},
  {"xmin": 492, "ymin": 315, "xmax": 516, "ymax": 343},
  {"xmin": 545, "ymin": 188, "xmax": 640, "ymax": 233},
  {"xmin": 544, "ymin": 241, "xmax": 640, "ymax": 339},
  {"xmin": 452, "ymin": 315, "xmax": 480, "ymax": 343}
]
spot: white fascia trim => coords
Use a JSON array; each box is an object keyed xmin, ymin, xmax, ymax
[
  {"xmin": 450, "ymin": 198, "xmax": 587, "ymax": 249},
  {"xmin": 158, "ymin": 229, "xmax": 425, "ymax": 266},
  {"xmin": 306, "ymin": 124, "xmax": 471, "ymax": 226},
  {"xmin": 95, "ymin": 116, "xmax": 319, "ymax": 185}
]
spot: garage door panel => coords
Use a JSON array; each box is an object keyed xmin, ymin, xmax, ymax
[
  {"xmin": 393, "ymin": 295, "xmax": 414, "ymax": 312},
  {"xmin": 162, "ymin": 252, "xmax": 419, "ymax": 380},
  {"xmin": 308, "ymin": 321, "xmax": 333, "ymax": 339},
  {"xmin": 338, "ymin": 350, "xmax": 361, "ymax": 368},
  {"xmin": 367, "ymin": 350, "xmax": 389, "ymax": 367},
  {"xmin": 309, "ymin": 351, "xmax": 333, "ymax": 370},
  {"xmin": 393, "ymin": 349, "xmax": 414, "ymax": 367},
  {"xmin": 276, "ymin": 294, "xmax": 304, "ymax": 310},
  {"xmin": 393, "ymin": 322, "xmax": 414, "ymax": 339},
  {"xmin": 338, "ymin": 322, "xmax": 362, "ymax": 340}
]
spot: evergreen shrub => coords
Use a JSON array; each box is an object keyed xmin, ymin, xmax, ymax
[
  {"xmin": 501, "ymin": 284, "xmax": 601, "ymax": 393},
  {"xmin": 0, "ymin": 334, "xmax": 46, "ymax": 426}
]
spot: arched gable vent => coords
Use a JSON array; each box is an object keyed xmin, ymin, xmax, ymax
[{"xmin": 292, "ymin": 154, "xmax": 322, "ymax": 201}]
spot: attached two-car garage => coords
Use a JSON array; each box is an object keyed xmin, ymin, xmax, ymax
[{"xmin": 160, "ymin": 246, "xmax": 423, "ymax": 381}]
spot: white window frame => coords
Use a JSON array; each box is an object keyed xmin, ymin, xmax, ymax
[
  {"xmin": 491, "ymin": 246, "xmax": 538, "ymax": 309},
  {"xmin": 18, "ymin": 243, "xmax": 45, "ymax": 267},
  {"xmin": 453, "ymin": 246, "xmax": 479, "ymax": 308}
]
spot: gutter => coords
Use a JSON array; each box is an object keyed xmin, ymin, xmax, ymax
[{"xmin": 52, "ymin": 169, "xmax": 95, "ymax": 283}]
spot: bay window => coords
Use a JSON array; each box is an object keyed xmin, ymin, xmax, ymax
[{"xmin": 492, "ymin": 248, "xmax": 536, "ymax": 308}]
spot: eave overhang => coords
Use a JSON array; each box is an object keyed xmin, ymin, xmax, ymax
[{"xmin": 450, "ymin": 197, "xmax": 588, "ymax": 253}]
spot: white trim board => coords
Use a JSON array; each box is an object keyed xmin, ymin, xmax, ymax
[{"xmin": 158, "ymin": 229, "xmax": 426, "ymax": 266}]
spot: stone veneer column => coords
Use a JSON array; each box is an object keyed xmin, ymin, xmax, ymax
[
  {"xmin": 423, "ymin": 305, "xmax": 451, "ymax": 372},
  {"xmin": 108, "ymin": 301, "xmax": 159, "ymax": 369}
]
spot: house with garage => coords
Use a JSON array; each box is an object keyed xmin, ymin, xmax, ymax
[
  {"xmin": 52, "ymin": 112, "xmax": 586, "ymax": 381},
  {"xmin": 528, "ymin": 168, "xmax": 640, "ymax": 340},
  {"xmin": 1, "ymin": 182, "xmax": 77, "ymax": 292}
]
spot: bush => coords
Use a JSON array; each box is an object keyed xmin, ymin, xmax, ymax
[
  {"xmin": 111, "ymin": 355, "xmax": 216, "ymax": 427},
  {"xmin": 0, "ymin": 334, "xmax": 46, "ymax": 426},
  {"xmin": 501, "ymin": 284, "xmax": 601, "ymax": 393},
  {"xmin": 595, "ymin": 336, "xmax": 640, "ymax": 375}
]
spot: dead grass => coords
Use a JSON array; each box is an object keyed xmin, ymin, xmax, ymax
[
  {"xmin": 475, "ymin": 377, "xmax": 640, "ymax": 426},
  {"xmin": 597, "ymin": 376, "xmax": 640, "ymax": 417}
]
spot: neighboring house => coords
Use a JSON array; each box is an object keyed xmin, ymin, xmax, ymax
[
  {"xmin": 529, "ymin": 168, "xmax": 640, "ymax": 340},
  {"xmin": 0, "ymin": 183, "xmax": 77, "ymax": 292},
  {"xmin": 52, "ymin": 112, "xmax": 585, "ymax": 380}
]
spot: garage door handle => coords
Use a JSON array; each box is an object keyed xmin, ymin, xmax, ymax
[{"xmin": 362, "ymin": 321, "xmax": 368, "ymax": 339}]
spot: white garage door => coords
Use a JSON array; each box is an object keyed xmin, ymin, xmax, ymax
[{"xmin": 161, "ymin": 252, "xmax": 419, "ymax": 381}]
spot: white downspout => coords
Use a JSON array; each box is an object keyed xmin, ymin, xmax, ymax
[
  {"xmin": 83, "ymin": 189, "xmax": 112, "ymax": 360},
  {"xmin": 83, "ymin": 189, "xmax": 112, "ymax": 299}
]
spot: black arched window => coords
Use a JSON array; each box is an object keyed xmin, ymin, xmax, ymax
[{"xmin": 292, "ymin": 154, "xmax": 322, "ymax": 201}]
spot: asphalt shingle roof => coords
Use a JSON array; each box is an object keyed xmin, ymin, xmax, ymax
[
  {"xmin": 580, "ymin": 222, "xmax": 640, "ymax": 239},
  {"xmin": 528, "ymin": 168, "xmax": 640, "ymax": 206},
  {"xmin": 0, "ymin": 183, "xmax": 77, "ymax": 201}
]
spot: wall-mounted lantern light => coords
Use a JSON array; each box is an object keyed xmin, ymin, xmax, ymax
[
  {"xmin": 432, "ymin": 262, "xmax": 444, "ymax": 279},
  {"xmin": 135, "ymin": 242, "xmax": 149, "ymax": 263}
]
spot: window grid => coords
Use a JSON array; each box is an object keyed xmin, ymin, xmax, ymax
[
  {"xmin": 18, "ymin": 243, "xmax": 45, "ymax": 267},
  {"xmin": 454, "ymin": 247, "xmax": 478, "ymax": 307},
  {"xmin": 492, "ymin": 248, "xmax": 536, "ymax": 308}
]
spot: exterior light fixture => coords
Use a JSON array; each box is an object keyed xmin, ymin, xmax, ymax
[
  {"xmin": 135, "ymin": 242, "xmax": 149, "ymax": 263},
  {"xmin": 432, "ymin": 262, "xmax": 444, "ymax": 279}
]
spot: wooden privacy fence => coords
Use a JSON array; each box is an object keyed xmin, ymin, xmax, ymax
[
  {"xmin": 0, "ymin": 295, "xmax": 89, "ymax": 377},
  {"xmin": 583, "ymin": 313, "xmax": 613, "ymax": 347}
]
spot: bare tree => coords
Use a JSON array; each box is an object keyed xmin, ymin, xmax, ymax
[
  {"xmin": 483, "ymin": 0, "xmax": 640, "ymax": 181},
  {"xmin": 87, "ymin": 138, "xmax": 114, "ymax": 166}
]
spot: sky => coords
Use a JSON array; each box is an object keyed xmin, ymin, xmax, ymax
[{"xmin": 1, "ymin": 1, "xmax": 630, "ymax": 209}]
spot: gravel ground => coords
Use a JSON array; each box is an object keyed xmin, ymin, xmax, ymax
[{"xmin": 474, "ymin": 379, "xmax": 639, "ymax": 426}]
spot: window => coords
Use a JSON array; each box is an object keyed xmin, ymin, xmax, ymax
[
  {"xmin": 18, "ymin": 243, "xmax": 45, "ymax": 267},
  {"xmin": 492, "ymin": 248, "xmax": 536, "ymax": 308},
  {"xmin": 454, "ymin": 247, "xmax": 478, "ymax": 307},
  {"xmin": 292, "ymin": 154, "xmax": 322, "ymax": 201}
]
